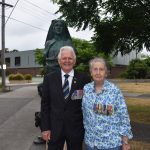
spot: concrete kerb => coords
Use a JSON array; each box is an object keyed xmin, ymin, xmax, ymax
[
  {"xmin": 109, "ymin": 79, "xmax": 150, "ymax": 83},
  {"xmin": 5, "ymin": 82, "xmax": 39, "ymax": 91}
]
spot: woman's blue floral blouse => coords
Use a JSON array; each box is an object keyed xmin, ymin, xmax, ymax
[{"xmin": 82, "ymin": 80, "xmax": 133, "ymax": 149}]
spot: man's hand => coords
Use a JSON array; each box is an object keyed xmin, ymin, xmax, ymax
[{"xmin": 42, "ymin": 130, "xmax": 51, "ymax": 141}]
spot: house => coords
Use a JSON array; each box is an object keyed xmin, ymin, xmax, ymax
[
  {"xmin": 109, "ymin": 51, "xmax": 142, "ymax": 78},
  {"xmin": 2, "ymin": 49, "xmax": 141, "ymax": 78},
  {"xmin": 4, "ymin": 50, "xmax": 42, "ymax": 76}
]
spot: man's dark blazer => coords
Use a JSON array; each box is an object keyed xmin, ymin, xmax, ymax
[{"xmin": 41, "ymin": 70, "xmax": 91, "ymax": 142}]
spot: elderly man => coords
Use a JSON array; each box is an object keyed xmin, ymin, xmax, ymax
[{"xmin": 41, "ymin": 46, "xmax": 91, "ymax": 150}]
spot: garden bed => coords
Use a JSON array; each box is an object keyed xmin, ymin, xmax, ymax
[{"xmin": 9, "ymin": 80, "xmax": 32, "ymax": 84}]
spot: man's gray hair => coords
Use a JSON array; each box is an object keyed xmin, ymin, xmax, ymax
[
  {"xmin": 89, "ymin": 57, "xmax": 107, "ymax": 72},
  {"xmin": 57, "ymin": 46, "xmax": 76, "ymax": 60}
]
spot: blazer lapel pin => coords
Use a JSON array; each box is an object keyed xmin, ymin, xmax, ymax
[{"xmin": 73, "ymin": 77, "xmax": 77, "ymax": 84}]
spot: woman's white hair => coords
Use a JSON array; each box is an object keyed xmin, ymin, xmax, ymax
[
  {"xmin": 57, "ymin": 46, "xmax": 76, "ymax": 60},
  {"xmin": 89, "ymin": 57, "xmax": 108, "ymax": 72}
]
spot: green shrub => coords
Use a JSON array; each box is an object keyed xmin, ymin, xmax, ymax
[
  {"xmin": 75, "ymin": 63, "xmax": 89, "ymax": 73},
  {"xmin": 40, "ymin": 68, "xmax": 46, "ymax": 76},
  {"xmin": 146, "ymin": 68, "xmax": 150, "ymax": 79},
  {"xmin": 119, "ymin": 71, "xmax": 128, "ymax": 78},
  {"xmin": 8, "ymin": 73, "xmax": 24, "ymax": 80},
  {"xmin": 14, "ymin": 73, "xmax": 24, "ymax": 80},
  {"xmin": 24, "ymin": 74, "xmax": 32, "ymax": 80},
  {"xmin": 8, "ymin": 74, "xmax": 15, "ymax": 80}
]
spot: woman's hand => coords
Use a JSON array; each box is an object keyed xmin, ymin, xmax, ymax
[
  {"xmin": 122, "ymin": 143, "xmax": 131, "ymax": 150},
  {"xmin": 122, "ymin": 136, "xmax": 130, "ymax": 150}
]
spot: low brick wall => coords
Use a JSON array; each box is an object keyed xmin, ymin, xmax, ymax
[
  {"xmin": 7, "ymin": 67, "xmax": 42, "ymax": 76},
  {"xmin": 7, "ymin": 66, "xmax": 127, "ymax": 78},
  {"xmin": 108, "ymin": 65, "xmax": 127, "ymax": 78}
]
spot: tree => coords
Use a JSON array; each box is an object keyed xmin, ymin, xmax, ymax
[
  {"xmin": 143, "ymin": 56, "xmax": 150, "ymax": 78},
  {"xmin": 35, "ymin": 48, "xmax": 45, "ymax": 66},
  {"xmin": 51, "ymin": 0, "xmax": 150, "ymax": 55},
  {"xmin": 35, "ymin": 48, "xmax": 46, "ymax": 75},
  {"xmin": 73, "ymin": 38, "xmax": 98, "ymax": 72},
  {"xmin": 34, "ymin": 38, "xmax": 113, "ymax": 73},
  {"xmin": 73, "ymin": 38, "xmax": 113, "ymax": 73},
  {"xmin": 126, "ymin": 59, "xmax": 148, "ymax": 79}
]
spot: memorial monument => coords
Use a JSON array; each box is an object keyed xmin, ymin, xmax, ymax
[{"xmin": 44, "ymin": 19, "xmax": 75, "ymax": 74}]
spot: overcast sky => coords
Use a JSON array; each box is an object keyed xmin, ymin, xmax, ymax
[
  {"xmin": 1, "ymin": 0, "xmax": 150, "ymax": 55},
  {"xmin": 0, "ymin": 0, "xmax": 93, "ymax": 51}
]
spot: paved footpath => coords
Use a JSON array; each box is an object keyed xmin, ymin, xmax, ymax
[
  {"xmin": 0, "ymin": 85, "xmax": 67, "ymax": 150},
  {"xmin": 0, "ymin": 85, "xmax": 41, "ymax": 150}
]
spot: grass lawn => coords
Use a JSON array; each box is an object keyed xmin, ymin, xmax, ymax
[
  {"xmin": 117, "ymin": 81, "xmax": 150, "ymax": 149},
  {"xmin": 126, "ymin": 97, "xmax": 150, "ymax": 149},
  {"xmin": 126, "ymin": 98, "xmax": 150, "ymax": 125},
  {"xmin": 117, "ymin": 82, "xmax": 150, "ymax": 94},
  {"xmin": 130, "ymin": 140, "xmax": 150, "ymax": 150}
]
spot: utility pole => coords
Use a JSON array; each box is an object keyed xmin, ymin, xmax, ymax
[{"xmin": 0, "ymin": 0, "xmax": 13, "ymax": 91}]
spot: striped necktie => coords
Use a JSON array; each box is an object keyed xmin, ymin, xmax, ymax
[{"xmin": 63, "ymin": 74, "xmax": 70, "ymax": 100}]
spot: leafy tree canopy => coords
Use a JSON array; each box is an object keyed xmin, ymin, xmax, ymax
[
  {"xmin": 51, "ymin": 0, "xmax": 150, "ymax": 55},
  {"xmin": 35, "ymin": 48, "xmax": 45, "ymax": 66},
  {"xmin": 73, "ymin": 38, "xmax": 113, "ymax": 72}
]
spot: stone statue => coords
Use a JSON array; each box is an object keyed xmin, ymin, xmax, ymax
[{"xmin": 44, "ymin": 19, "xmax": 75, "ymax": 74}]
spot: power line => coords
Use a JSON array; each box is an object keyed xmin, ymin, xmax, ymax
[
  {"xmin": 4, "ymin": 1, "xmax": 91, "ymax": 38},
  {"xmin": 17, "ymin": 6, "xmax": 51, "ymax": 24},
  {"xmin": 20, "ymin": 0, "xmax": 50, "ymax": 16},
  {"xmin": 5, "ymin": 0, "xmax": 58, "ymax": 26},
  {"xmin": 2, "ymin": 15, "xmax": 47, "ymax": 32},
  {"xmin": 2, "ymin": 0, "xmax": 59, "ymax": 33},
  {"xmin": 9, "ymin": 17, "xmax": 47, "ymax": 32},
  {"xmin": 18, "ymin": 2, "xmax": 56, "ymax": 22},
  {"xmin": 22, "ymin": 0, "xmax": 59, "ymax": 20},
  {"xmin": 5, "ymin": 0, "xmax": 20, "ymax": 24},
  {"xmin": 23, "ymin": 0, "xmax": 56, "ymax": 16},
  {"xmin": 3, "ymin": 1, "xmax": 91, "ymax": 38}
]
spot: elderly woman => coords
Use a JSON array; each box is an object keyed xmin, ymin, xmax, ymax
[{"xmin": 82, "ymin": 57, "xmax": 133, "ymax": 150}]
